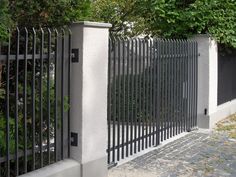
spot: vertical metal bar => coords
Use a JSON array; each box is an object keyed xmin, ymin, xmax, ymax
[
  {"xmin": 23, "ymin": 28, "xmax": 28, "ymax": 173},
  {"xmin": 15, "ymin": 28, "xmax": 20, "ymax": 176},
  {"xmin": 125, "ymin": 38, "xmax": 130, "ymax": 157},
  {"xmin": 172, "ymin": 40, "xmax": 176, "ymax": 136},
  {"xmin": 152, "ymin": 39, "xmax": 156, "ymax": 146},
  {"xmin": 47, "ymin": 28, "xmax": 52, "ymax": 164},
  {"xmin": 157, "ymin": 39, "xmax": 161, "ymax": 145},
  {"xmin": 108, "ymin": 38, "xmax": 112, "ymax": 164},
  {"xmin": 162, "ymin": 40, "xmax": 165, "ymax": 140},
  {"xmin": 164, "ymin": 40, "xmax": 168, "ymax": 140},
  {"xmin": 145, "ymin": 40, "xmax": 151, "ymax": 148},
  {"xmin": 121, "ymin": 38, "xmax": 125, "ymax": 159},
  {"xmin": 180, "ymin": 40, "xmax": 183, "ymax": 134},
  {"xmin": 168, "ymin": 40, "xmax": 171, "ymax": 138},
  {"xmin": 172, "ymin": 39, "xmax": 175, "ymax": 137},
  {"xmin": 187, "ymin": 41, "xmax": 191, "ymax": 130},
  {"xmin": 112, "ymin": 38, "xmax": 117, "ymax": 163},
  {"xmin": 184, "ymin": 40, "xmax": 188, "ymax": 132},
  {"xmin": 134, "ymin": 39, "xmax": 138, "ymax": 153},
  {"xmin": 170, "ymin": 40, "xmax": 173, "ymax": 138},
  {"xmin": 68, "ymin": 29, "xmax": 72, "ymax": 158},
  {"xmin": 194, "ymin": 42, "xmax": 198, "ymax": 127},
  {"xmin": 61, "ymin": 29, "xmax": 65, "ymax": 160},
  {"xmin": 166, "ymin": 40, "xmax": 170, "ymax": 139},
  {"xmin": 129, "ymin": 39, "xmax": 134, "ymax": 155},
  {"xmin": 32, "ymin": 28, "xmax": 36, "ymax": 171},
  {"xmin": 149, "ymin": 39, "xmax": 153, "ymax": 147},
  {"xmin": 138, "ymin": 38, "xmax": 142, "ymax": 152},
  {"xmin": 180, "ymin": 40, "xmax": 184, "ymax": 133},
  {"xmin": 189, "ymin": 41, "xmax": 193, "ymax": 129},
  {"xmin": 168, "ymin": 40, "xmax": 172, "ymax": 138},
  {"xmin": 142, "ymin": 39, "xmax": 145, "ymax": 150},
  {"xmin": 154, "ymin": 39, "xmax": 158, "ymax": 146},
  {"xmin": 6, "ymin": 29, "xmax": 11, "ymax": 177},
  {"xmin": 187, "ymin": 40, "xmax": 191, "ymax": 130},
  {"xmin": 145, "ymin": 39, "xmax": 149, "ymax": 149},
  {"xmin": 192, "ymin": 41, "xmax": 196, "ymax": 128},
  {"xmin": 177, "ymin": 39, "xmax": 180, "ymax": 135},
  {"xmin": 39, "ymin": 28, "xmax": 44, "ymax": 168},
  {"xmin": 54, "ymin": 29, "xmax": 59, "ymax": 162},
  {"xmin": 160, "ymin": 40, "xmax": 164, "ymax": 142},
  {"xmin": 117, "ymin": 38, "xmax": 121, "ymax": 161},
  {"xmin": 176, "ymin": 40, "xmax": 180, "ymax": 135},
  {"xmin": 193, "ymin": 41, "xmax": 197, "ymax": 128},
  {"xmin": 145, "ymin": 39, "xmax": 148, "ymax": 147}
]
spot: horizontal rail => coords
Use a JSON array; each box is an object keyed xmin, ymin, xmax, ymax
[
  {"xmin": 0, "ymin": 143, "xmax": 55, "ymax": 163},
  {"xmin": 0, "ymin": 54, "xmax": 55, "ymax": 61}
]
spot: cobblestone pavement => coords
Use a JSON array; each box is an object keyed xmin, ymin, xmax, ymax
[{"xmin": 108, "ymin": 130, "xmax": 236, "ymax": 177}]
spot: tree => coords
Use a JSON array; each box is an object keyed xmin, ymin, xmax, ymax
[
  {"xmin": 91, "ymin": 0, "xmax": 146, "ymax": 36},
  {"xmin": 136, "ymin": 0, "xmax": 236, "ymax": 47},
  {"xmin": 0, "ymin": 0, "xmax": 11, "ymax": 41},
  {"xmin": 0, "ymin": 0, "xmax": 91, "ymax": 42},
  {"xmin": 91, "ymin": 0, "xmax": 236, "ymax": 47},
  {"xmin": 8, "ymin": 0, "xmax": 91, "ymax": 27}
]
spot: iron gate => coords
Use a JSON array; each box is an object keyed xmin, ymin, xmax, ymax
[{"xmin": 107, "ymin": 38, "xmax": 198, "ymax": 166}]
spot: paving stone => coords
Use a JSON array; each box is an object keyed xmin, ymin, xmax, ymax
[{"xmin": 108, "ymin": 130, "xmax": 236, "ymax": 177}]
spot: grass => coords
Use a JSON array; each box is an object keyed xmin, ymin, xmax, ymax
[
  {"xmin": 229, "ymin": 131, "xmax": 236, "ymax": 139},
  {"xmin": 229, "ymin": 115, "xmax": 236, "ymax": 122},
  {"xmin": 217, "ymin": 124, "xmax": 236, "ymax": 131},
  {"xmin": 216, "ymin": 114, "xmax": 236, "ymax": 139}
]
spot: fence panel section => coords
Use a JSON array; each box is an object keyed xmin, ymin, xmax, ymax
[
  {"xmin": 0, "ymin": 28, "xmax": 71, "ymax": 176},
  {"xmin": 107, "ymin": 38, "xmax": 198, "ymax": 166}
]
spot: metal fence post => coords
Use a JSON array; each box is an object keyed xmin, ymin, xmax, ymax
[{"xmin": 70, "ymin": 21, "xmax": 111, "ymax": 177}]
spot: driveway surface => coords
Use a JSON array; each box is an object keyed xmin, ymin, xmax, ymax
[{"xmin": 108, "ymin": 124, "xmax": 236, "ymax": 177}]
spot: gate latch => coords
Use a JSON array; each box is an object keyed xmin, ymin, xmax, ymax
[
  {"xmin": 71, "ymin": 132, "xmax": 78, "ymax": 146},
  {"xmin": 72, "ymin": 48, "xmax": 79, "ymax": 63}
]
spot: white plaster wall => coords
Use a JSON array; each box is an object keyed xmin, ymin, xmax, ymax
[
  {"xmin": 81, "ymin": 26, "xmax": 109, "ymax": 163},
  {"xmin": 194, "ymin": 35, "xmax": 210, "ymax": 128},
  {"xmin": 20, "ymin": 159, "xmax": 80, "ymax": 177},
  {"xmin": 208, "ymin": 40, "xmax": 218, "ymax": 115},
  {"xmin": 194, "ymin": 35, "xmax": 236, "ymax": 129}
]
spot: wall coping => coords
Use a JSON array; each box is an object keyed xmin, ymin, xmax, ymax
[{"xmin": 72, "ymin": 21, "xmax": 112, "ymax": 28}]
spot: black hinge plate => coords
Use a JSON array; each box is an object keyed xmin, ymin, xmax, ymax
[
  {"xmin": 72, "ymin": 48, "xmax": 79, "ymax": 63},
  {"xmin": 71, "ymin": 132, "xmax": 78, "ymax": 146}
]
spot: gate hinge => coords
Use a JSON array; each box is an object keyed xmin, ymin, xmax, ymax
[{"xmin": 71, "ymin": 48, "xmax": 79, "ymax": 63}]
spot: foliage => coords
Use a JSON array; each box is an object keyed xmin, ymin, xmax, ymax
[
  {"xmin": 0, "ymin": 0, "xmax": 91, "ymax": 42},
  {"xmin": 92, "ymin": 0, "xmax": 236, "ymax": 47},
  {"xmin": 136, "ymin": 0, "xmax": 236, "ymax": 47},
  {"xmin": 0, "ymin": 57, "xmax": 70, "ymax": 175},
  {"xmin": 8, "ymin": 0, "xmax": 91, "ymax": 27},
  {"xmin": 0, "ymin": 0, "xmax": 11, "ymax": 41},
  {"xmin": 91, "ymin": 0, "xmax": 145, "ymax": 36}
]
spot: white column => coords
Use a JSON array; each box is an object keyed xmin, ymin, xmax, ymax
[
  {"xmin": 194, "ymin": 35, "xmax": 218, "ymax": 129},
  {"xmin": 70, "ymin": 21, "xmax": 111, "ymax": 177}
]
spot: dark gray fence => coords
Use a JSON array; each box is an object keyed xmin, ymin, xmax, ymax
[
  {"xmin": 107, "ymin": 38, "xmax": 198, "ymax": 166},
  {"xmin": 0, "ymin": 28, "xmax": 71, "ymax": 177},
  {"xmin": 218, "ymin": 47, "xmax": 236, "ymax": 105}
]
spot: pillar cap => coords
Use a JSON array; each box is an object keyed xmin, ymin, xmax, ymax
[{"xmin": 72, "ymin": 21, "xmax": 112, "ymax": 28}]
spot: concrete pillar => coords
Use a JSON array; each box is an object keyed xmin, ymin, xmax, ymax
[
  {"xmin": 193, "ymin": 35, "xmax": 218, "ymax": 129},
  {"xmin": 70, "ymin": 21, "xmax": 111, "ymax": 177}
]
